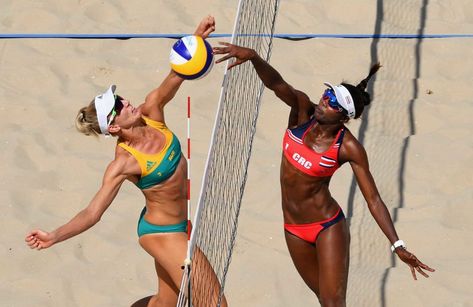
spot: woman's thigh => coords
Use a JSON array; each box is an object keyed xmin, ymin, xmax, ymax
[
  {"xmin": 284, "ymin": 231, "xmax": 321, "ymax": 295},
  {"xmin": 316, "ymin": 220, "xmax": 350, "ymax": 301},
  {"xmin": 284, "ymin": 219, "xmax": 350, "ymax": 298}
]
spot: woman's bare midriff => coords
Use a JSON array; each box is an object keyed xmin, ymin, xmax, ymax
[
  {"xmin": 141, "ymin": 155, "xmax": 188, "ymax": 225},
  {"xmin": 280, "ymin": 155, "xmax": 340, "ymax": 224}
]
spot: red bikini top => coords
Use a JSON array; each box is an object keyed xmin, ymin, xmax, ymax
[{"xmin": 283, "ymin": 117, "xmax": 346, "ymax": 177}]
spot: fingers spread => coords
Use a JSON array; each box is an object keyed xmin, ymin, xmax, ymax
[
  {"xmin": 410, "ymin": 266, "xmax": 417, "ymax": 280},
  {"xmin": 215, "ymin": 54, "xmax": 232, "ymax": 64},
  {"xmin": 212, "ymin": 47, "xmax": 226, "ymax": 55},
  {"xmin": 420, "ymin": 263, "xmax": 435, "ymax": 272},
  {"xmin": 416, "ymin": 267, "xmax": 430, "ymax": 278}
]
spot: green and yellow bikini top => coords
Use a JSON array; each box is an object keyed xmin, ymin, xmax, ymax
[{"xmin": 118, "ymin": 116, "xmax": 182, "ymax": 190}]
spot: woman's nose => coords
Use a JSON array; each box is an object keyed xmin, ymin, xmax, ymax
[{"xmin": 320, "ymin": 97, "xmax": 328, "ymax": 107}]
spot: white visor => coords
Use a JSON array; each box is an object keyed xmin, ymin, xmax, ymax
[
  {"xmin": 323, "ymin": 82, "xmax": 356, "ymax": 119},
  {"xmin": 94, "ymin": 85, "xmax": 116, "ymax": 136}
]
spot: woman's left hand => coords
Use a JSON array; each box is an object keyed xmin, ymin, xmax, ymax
[
  {"xmin": 395, "ymin": 248, "xmax": 435, "ymax": 280},
  {"xmin": 25, "ymin": 229, "xmax": 56, "ymax": 250},
  {"xmin": 194, "ymin": 15, "xmax": 215, "ymax": 39}
]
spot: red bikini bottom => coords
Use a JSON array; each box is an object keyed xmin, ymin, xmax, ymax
[{"xmin": 284, "ymin": 208, "xmax": 345, "ymax": 244}]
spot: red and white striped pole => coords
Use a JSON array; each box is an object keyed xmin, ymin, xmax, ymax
[
  {"xmin": 186, "ymin": 95, "xmax": 191, "ymax": 240},
  {"xmin": 178, "ymin": 96, "xmax": 192, "ymax": 307}
]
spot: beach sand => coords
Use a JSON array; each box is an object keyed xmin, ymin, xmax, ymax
[{"xmin": 1, "ymin": 1, "xmax": 472, "ymax": 306}]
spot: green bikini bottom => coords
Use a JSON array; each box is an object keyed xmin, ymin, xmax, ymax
[{"xmin": 137, "ymin": 207, "xmax": 188, "ymax": 237}]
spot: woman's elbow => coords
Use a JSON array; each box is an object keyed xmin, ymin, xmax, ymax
[
  {"xmin": 366, "ymin": 196, "xmax": 384, "ymax": 210},
  {"xmin": 82, "ymin": 208, "xmax": 102, "ymax": 226}
]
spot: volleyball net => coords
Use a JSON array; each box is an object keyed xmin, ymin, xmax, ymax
[{"xmin": 177, "ymin": 0, "xmax": 281, "ymax": 306}]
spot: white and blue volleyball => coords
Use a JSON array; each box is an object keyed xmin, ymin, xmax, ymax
[{"xmin": 169, "ymin": 35, "xmax": 214, "ymax": 80}]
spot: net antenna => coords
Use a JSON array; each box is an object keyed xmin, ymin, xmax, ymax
[{"xmin": 177, "ymin": 0, "xmax": 281, "ymax": 306}]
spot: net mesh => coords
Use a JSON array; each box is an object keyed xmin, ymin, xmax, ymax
[{"xmin": 177, "ymin": 0, "xmax": 280, "ymax": 306}]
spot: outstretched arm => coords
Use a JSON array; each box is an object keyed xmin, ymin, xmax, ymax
[
  {"xmin": 141, "ymin": 15, "xmax": 216, "ymax": 122},
  {"xmin": 25, "ymin": 159, "xmax": 128, "ymax": 250},
  {"xmin": 342, "ymin": 136, "xmax": 435, "ymax": 280},
  {"xmin": 214, "ymin": 42, "xmax": 313, "ymax": 112}
]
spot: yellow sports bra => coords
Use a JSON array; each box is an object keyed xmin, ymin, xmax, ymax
[{"xmin": 118, "ymin": 116, "xmax": 182, "ymax": 189}]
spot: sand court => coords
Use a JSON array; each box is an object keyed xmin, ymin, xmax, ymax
[{"xmin": 2, "ymin": 1, "xmax": 473, "ymax": 306}]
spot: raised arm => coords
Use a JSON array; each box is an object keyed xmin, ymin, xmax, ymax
[
  {"xmin": 341, "ymin": 135, "xmax": 435, "ymax": 280},
  {"xmin": 25, "ymin": 158, "xmax": 128, "ymax": 250},
  {"xmin": 141, "ymin": 16, "xmax": 216, "ymax": 121},
  {"xmin": 214, "ymin": 43, "xmax": 313, "ymax": 114}
]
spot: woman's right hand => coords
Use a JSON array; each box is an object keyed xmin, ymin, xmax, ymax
[
  {"xmin": 213, "ymin": 42, "xmax": 256, "ymax": 69},
  {"xmin": 194, "ymin": 15, "xmax": 215, "ymax": 39},
  {"xmin": 25, "ymin": 229, "xmax": 56, "ymax": 250}
]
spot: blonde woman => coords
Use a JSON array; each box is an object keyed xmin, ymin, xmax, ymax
[{"xmin": 25, "ymin": 16, "xmax": 217, "ymax": 307}]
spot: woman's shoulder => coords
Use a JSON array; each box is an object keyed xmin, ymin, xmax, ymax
[
  {"xmin": 339, "ymin": 129, "xmax": 368, "ymax": 162},
  {"xmin": 111, "ymin": 144, "xmax": 141, "ymax": 176},
  {"xmin": 340, "ymin": 129, "xmax": 360, "ymax": 148}
]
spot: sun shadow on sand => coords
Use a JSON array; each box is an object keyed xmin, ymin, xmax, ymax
[{"xmin": 344, "ymin": 0, "xmax": 430, "ymax": 306}]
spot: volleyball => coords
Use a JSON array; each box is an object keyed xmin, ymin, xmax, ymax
[{"xmin": 169, "ymin": 35, "xmax": 214, "ymax": 80}]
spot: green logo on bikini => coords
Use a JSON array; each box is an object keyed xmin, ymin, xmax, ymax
[
  {"xmin": 146, "ymin": 161, "xmax": 156, "ymax": 171},
  {"xmin": 168, "ymin": 150, "xmax": 175, "ymax": 161}
]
